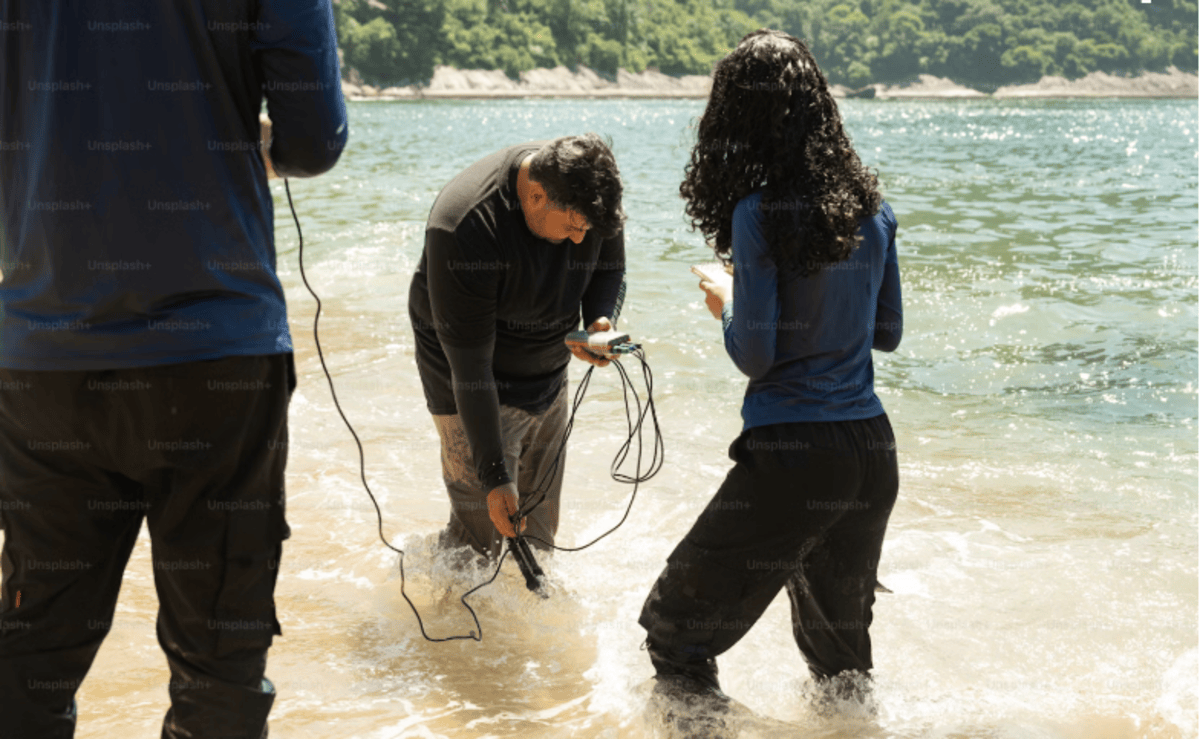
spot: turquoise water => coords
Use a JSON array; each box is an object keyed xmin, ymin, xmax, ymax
[{"xmin": 76, "ymin": 99, "xmax": 1197, "ymax": 738}]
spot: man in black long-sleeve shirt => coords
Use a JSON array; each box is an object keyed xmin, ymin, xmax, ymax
[{"xmin": 408, "ymin": 135, "xmax": 625, "ymax": 557}]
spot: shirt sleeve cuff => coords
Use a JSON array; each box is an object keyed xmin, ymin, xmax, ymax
[
  {"xmin": 480, "ymin": 459, "xmax": 513, "ymax": 492},
  {"xmin": 721, "ymin": 301, "xmax": 734, "ymax": 333}
]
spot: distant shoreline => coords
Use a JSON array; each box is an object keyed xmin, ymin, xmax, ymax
[{"xmin": 343, "ymin": 65, "xmax": 1198, "ymax": 102}]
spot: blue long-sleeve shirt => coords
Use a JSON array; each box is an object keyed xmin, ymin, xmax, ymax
[
  {"xmin": 721, "ymin": 192, "xmax": 901, "ymax": 429},
  {"xmin": 0, "ymin": 1, "xmax": 347, "ymax": 370}
]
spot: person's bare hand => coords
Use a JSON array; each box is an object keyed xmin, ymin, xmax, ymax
[
  {"xmin": 259, "ymin": 113, "xmax": 277, "ymax": 180},
  {"xmin": 568, "ymin": 316, "xmax": 614, "ymax": 367},
  {"xmin": 691, "ymin": 266, "xmax": 732, "ymax": 320},
  {"xmin": 487, "ymin": 482, "xmax": 524, "ymax": 538}
]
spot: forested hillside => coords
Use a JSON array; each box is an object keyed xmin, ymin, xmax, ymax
[{"xmin": 334, "ymin": 0, "xmax": 1198, "ymax": 88}]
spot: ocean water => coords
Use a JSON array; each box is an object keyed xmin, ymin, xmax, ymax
[{"xmin": 63, "ymin": 99, "xmax": 1196, "ymax": 737}]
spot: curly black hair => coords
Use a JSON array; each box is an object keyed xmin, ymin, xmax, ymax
[
  {"xmin": 530, "ymin": 133, "xmax": 626, "ymax": 239},
  {"xmin": 680, "ymin": 29, "xmax": 881, "ymax": 278}
]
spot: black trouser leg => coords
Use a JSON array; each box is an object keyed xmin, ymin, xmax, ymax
[
  {"xmin": 786, "ymin": 415, "xmax": 898, "ymax": 682},
  {"xmin": 0, "ymin": 371, "xmax": 150, "ymax": 739},
  {"xmin": 0, "ymin": 474, "xmax": 143, "ymax": 738},
  {"xmin": 140, "ymin": 357, "xmax": 292, "ymax": 739}
]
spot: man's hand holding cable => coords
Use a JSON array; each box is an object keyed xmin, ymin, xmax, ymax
[
  {"xmin": 488, "ymin": 481, "xmax": 525, "ymax": 538},
  {"xmin": 569, "ymin": 316, "xmax": 615, "ymax": 367}
]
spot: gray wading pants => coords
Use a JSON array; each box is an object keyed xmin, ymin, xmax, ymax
[
  {"xmin": 432, "ymin": 382, "xmax": 569, "ymax": 558},
  {"xmin": 639, "ymin": 414, "xmax": 899, "ymax": 690},
  {"xmin": 0, "ymin": 355, "xmax": 294, "ymax": 739}
]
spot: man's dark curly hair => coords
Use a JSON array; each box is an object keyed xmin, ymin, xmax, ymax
[
  {"xmin": 680, "ymin": 29, "xmax": 881, "ymax": 278},
  {"xmin": 529, "ymin": 133, "xmax": 626, "ymax": 239}
]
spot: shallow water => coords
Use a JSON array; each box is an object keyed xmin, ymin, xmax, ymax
[{"xmin": 20, "ymin": 98, "xmax": 1196, "ymax": 738}]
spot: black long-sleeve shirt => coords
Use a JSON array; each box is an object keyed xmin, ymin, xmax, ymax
[{"xmin": 408, "ymin": 143, "xmax": 625, "ymax": 492}]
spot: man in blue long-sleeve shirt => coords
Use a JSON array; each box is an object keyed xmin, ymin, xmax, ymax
[{"xmin": 0, "ymin": 3, "xmax": 346, "ymax": 737}]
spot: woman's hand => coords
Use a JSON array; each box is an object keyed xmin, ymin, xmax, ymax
[{"xmin": 691, "ymin": 265, "xmax": 733, "ymax": 321}]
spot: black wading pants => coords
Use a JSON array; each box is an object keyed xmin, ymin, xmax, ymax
[
  {"xmin": 639, "ymin": 414, "xmax": 899, "ymax": 689},
  {"xmin": 0, "ymin": 355, "xmax": 294, "ymax": 739}
]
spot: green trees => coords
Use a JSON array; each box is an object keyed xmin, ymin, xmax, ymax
[
  {"xmin": 629, "ymin": 0, "xmax": 758, "ymax": 75},
  {"xmin": 333, "ymin": 0, "xmax": 1199, "ymax": 87},
  {"xmin": 336, "ymin": 0, "xmax": 444, "ymax": 83},
  {"xmin": 440, "ymin": 0, "xmax": 561, "ymax": 75}
]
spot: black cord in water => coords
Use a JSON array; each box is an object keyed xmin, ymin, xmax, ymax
[
  {"xmin": 518, "ymin": 347, "xmax": 664, "ymax": 554},
  {"xmin": 287, "ymin": 179, "xmax": 490, "ymax": 642},
  {"xmin": 283, "ymin": 178, "xmax": 662, "ymax": 642}
]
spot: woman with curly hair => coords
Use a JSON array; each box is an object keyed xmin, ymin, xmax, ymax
[{"xmin": 638, "ymin": 29, "xmax": 903, "ymax": 716}]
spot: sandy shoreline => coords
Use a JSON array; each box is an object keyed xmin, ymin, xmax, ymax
[
  {"xmin": 992, "ymin": 67, "xmax": 1198, "ymax": 98},
  {"xmin": 345, "ymin": 65, "xmax": 712, "ymax": 100},
  {"xmin": 344, "ymin": 64, "xmax": 1198, "ymax": 101}
]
